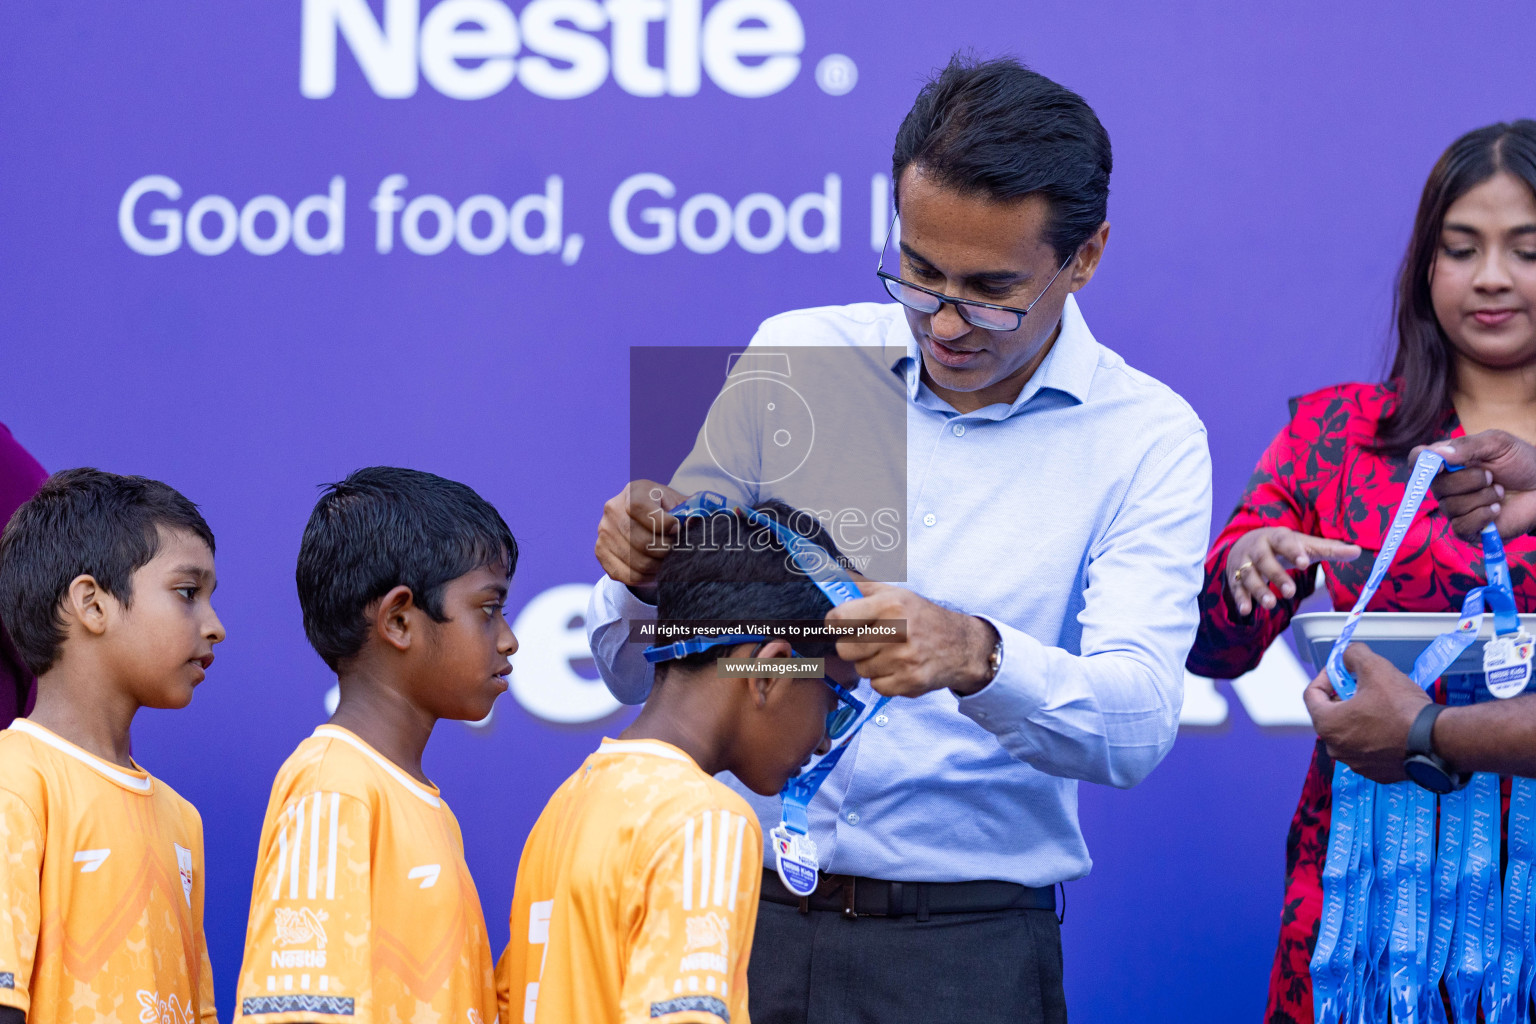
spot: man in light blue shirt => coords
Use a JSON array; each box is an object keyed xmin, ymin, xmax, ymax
[{"xmin": 588, "ymin": 54, "xmax": 1211, "ymax": 1024}]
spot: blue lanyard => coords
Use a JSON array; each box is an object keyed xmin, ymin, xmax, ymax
[
  {"xmin": 667, "ymin": 493, "xmax": 894, "ymax": 886},
  {"xmin": 779, "ymin": 694, "xmax": 892, "ymax": 835},
  {"xmin": 1520, "ymin": 785, "xmax": 1536, "ymax": 1024},
  {"xmin": 1461, "ymin": 766, "xmax": 1500, "ymax": 1023},
  {"xmin": 1496, "ymin": 776, "xmax": 1536, "ymax": 1024},
  {"xmin": 1428, "ymin": 673, "xmax": 1478, "ymax": 1024},
  {"xmin": 1312, "ymin": 449, "xmax": 1526, "ymax": 1023},
  {"xmin": 669, "ymin": 491, "xmax": 865, "ymax": 609}
]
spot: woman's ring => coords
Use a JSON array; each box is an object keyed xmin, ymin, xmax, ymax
[{"xmin": 1232, "ymin": 560, "xmax": 1255, "ymax": 584}]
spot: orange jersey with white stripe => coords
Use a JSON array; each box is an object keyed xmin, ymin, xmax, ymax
[
  {"xmin": 496, "ymin": 738, "xmax": 763, "ymax": 1024},
  {"xmin": 0, "ymin": 719, "xmax": 216, "ymax": 1024},
  {"xmin": 234, "ymin": 725, "xmax": 495, "ymax": 1024}
]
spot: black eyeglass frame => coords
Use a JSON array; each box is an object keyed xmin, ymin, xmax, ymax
[{"xmin": 874, "ymin": 214, "xmax": 1075, "ymax": 332}]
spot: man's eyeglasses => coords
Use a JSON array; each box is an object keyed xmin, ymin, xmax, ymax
[
  {"xmin": 641, "ymin": 632, "xmax": 866, "ymax": 740},
  {"xmin": 875, "ymin": 213, "xmax": 1074, "ymax": 332}
]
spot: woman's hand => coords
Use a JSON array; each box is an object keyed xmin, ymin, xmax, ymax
[{"xmin": 1225, "ymin": 527, "xmax": 1362, "ymax": 616}]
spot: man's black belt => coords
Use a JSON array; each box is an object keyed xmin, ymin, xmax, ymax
[{"xmin": 760, "ymin": 868, "xmax": 1055, "ymax": 920}]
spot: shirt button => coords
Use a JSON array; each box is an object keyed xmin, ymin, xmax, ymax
[
  {"xmin": 952, "ymin": 423, "xmax": 966, "ymax": 436},
  {"xmin": 923, "ymin": 513, "xmax": 936, "ymax": 527},
  {"xmin": 846, "ymin": 811, "xmax": 860, "ymax": 825},
  {"xmin": 874, "ymin": 714, "xmax": 889, "ymax": 727},
  {"xmin": 974, "ymin": 711, "xmax": 989, "ymax": 721}
]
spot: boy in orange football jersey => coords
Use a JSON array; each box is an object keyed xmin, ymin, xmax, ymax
[
  {"xmin": 497, "ymin": 500, "xmax": 865, "ymax": 1024},
  {"xmin": 0, "ymin": 468, "xmax": 226, "ymax": 1024},
  {"xmin": 234, "ymin": 467, "xmax": 517, "ymax": 1024}
]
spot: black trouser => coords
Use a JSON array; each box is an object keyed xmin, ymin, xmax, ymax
[{"xmin": 747, "ymin": 891, "xmax": 1067, "ymax": 1023}]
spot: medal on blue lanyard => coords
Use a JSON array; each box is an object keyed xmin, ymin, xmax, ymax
[
  {"xmin": 1478, "ymin": 527, "xmax": 1534, "ymax": 697},
  {"xmin": 665, "ymin": 493, "xmax": 889, "ymax": 898},
  {"xmin": 1312, "ymin": 450, "xmax": 1531, "ymax": 1023}
]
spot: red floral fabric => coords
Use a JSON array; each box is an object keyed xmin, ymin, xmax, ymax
[{"xmin": 1187, "ymin": 381, "xmax": 1536, "ymax": 1024}]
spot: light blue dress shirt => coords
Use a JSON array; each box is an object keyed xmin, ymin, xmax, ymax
[{"xmin": 588, "ymin": 295, "xmax": 1213, "ymax": 887}]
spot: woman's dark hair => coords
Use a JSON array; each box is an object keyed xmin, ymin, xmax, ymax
[
  {"xmin": 296, "ymin": 466, "xmax": 516, "ymax": 671},
  {"xmin": 892, "ymin": 53, "xmax": 1111, "ymax": 263},
  {"xmin": 0, "ymin": 468, "xmax": 215, "ymax": 675},
  {"xmin": 1376, "ymin": 120, "xmax": 1536, "ymax": 457}
]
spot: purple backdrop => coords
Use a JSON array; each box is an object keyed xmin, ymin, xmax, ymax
[{"xmin": 4, "ymin": 2, "xmax": 1536, "ymax": 1019}]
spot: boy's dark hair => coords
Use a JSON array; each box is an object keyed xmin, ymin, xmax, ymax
[
  {"xmin": 892, "ymin": 53, "xmax": 1112, "ymax": 263},
  {"xmin": 296, "ymin": 466, "xmax": 517, "ymax": 671},
  {"xmin": 0, "ymin": 468, "xmax": 215, "ymax": 676},
  {"xmin": 654, "ymin": 499, "xmax": 847, "ymax": 675}
]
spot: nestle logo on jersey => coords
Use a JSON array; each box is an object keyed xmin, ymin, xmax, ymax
[
  {"xmin": 272, "ymin": 907, "xmax": 329, "ymax": 967},
  {"xmin": 303, "ymin": 0, "xmax": 809, "ymax": 100},
  {"xmin": 271, "ymin": 949, "xmax": 328, "ymax": 969}
]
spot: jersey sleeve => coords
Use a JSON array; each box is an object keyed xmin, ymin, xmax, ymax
[
  {"xmin": 0, "ymin": 788, "xmax": 42, "ymax": 1015},
  {"xmin": 236, "ymin": 790, "xmax": 372, "ymax": 1023},
  {"xmin": 620, "ymin": 808, "xmax": 761, "ymax": 1024}
]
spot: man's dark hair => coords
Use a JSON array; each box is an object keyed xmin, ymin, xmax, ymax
[
  {"xmin": 892, "ymin": 53, "xmax": 1112, "ymax": 262},
  {"xmin": 0, "ymin": 468, "xmax": 215, "ymax": 676},
  {"xmin": 654, "ymin": 499, "xmax": 847, "ymax": 675},
  {"xmin": 296, "ymin": 466, "xmax": 517, "ymax": 671}
]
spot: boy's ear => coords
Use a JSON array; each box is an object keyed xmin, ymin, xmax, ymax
[
  {"xmin": 373, "ymin": 585, "xmax": 417, "ymax": 652},
  {"xmin": 61, "ymin": 574, "xmax": 112, "ymax": 637},
  {"xmin": 750, "ymin": 674, "xmax": 774, "ymax": 707},
  {"xmin": 747, "ymin": 638, "xmax": 795, "ymax": 707}
]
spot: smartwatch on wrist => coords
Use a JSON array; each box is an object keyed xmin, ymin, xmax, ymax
[{"xmin": 1402, "ymin": 702, "xmax": 1468, "ymax": 794}]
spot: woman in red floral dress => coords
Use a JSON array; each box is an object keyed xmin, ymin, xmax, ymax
[{"xmin": 1187, "ymin": 121, "xmax": 1536, "ymax": 1023}]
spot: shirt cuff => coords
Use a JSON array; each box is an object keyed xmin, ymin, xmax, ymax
[
  {"xmin": 603, "ymin": 577, "xmax": 661, "ymax": 618},
  {"xmin": 954, "ymin": 616, "xmax": 1046, "ymax": 734},
  {"xmin": 588, "ymin": 576, "xmax": 660, "ymax": 705}
]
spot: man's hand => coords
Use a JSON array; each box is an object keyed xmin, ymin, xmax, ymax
[
  {"xmin": 827, "ymin": 582, "xmax": 997, "ymax": 698},
  {"xmin": 1418, "ymin": 431, "xmax": 1536, "ymax": 542},
  {"xmin": 594, "ymin": 480, "xmax": 686, "ymax": 591},
  {"xmin": 1302, "ymin": 642, "xmax": 1430, "ymax": 784}
]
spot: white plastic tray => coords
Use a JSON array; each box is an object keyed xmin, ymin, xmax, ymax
[{"xmin": 1292, "ymin": 611, "xmax": 1536, "ymax": 675}]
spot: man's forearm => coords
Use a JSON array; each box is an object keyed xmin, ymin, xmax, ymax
[{"xmin": 1435, "ymin": 695, "xmax": 1536, "ymax": 777}]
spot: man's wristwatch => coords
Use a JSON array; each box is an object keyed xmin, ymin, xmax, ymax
[
  {"xmin": 981, "ymin": 627, "xmax": 1004, "ymax": 686},
  {"xmin": 1402, "ymin": 702, "xmax": 1469, "ymax": 794}
]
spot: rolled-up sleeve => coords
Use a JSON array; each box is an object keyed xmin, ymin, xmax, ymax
[{"xmin": 957, "ymin": 427, "xmax": 1213, "ymax": 788}]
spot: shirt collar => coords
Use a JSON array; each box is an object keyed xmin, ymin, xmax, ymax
[{"xmin": 888, "ymin": 293, "xmax": 1099, "ymax": 416}]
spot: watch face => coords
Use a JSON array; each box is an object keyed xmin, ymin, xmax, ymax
[{"xmin": 1404, "ymin": 755, "xmax": 1455, "ymax": 795}]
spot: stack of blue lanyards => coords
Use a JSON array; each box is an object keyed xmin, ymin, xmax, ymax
[{"xmin": 1311, "ymin": 449, "xmax": 1536, "ymax": 1024}]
